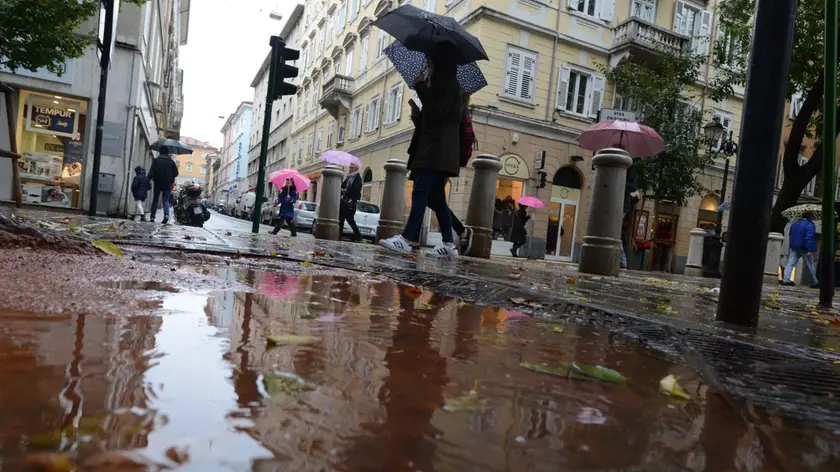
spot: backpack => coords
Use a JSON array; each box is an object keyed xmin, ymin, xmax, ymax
[{"xmin": 459, "ymin": 107, "xmax": 477, "ymax": 167}]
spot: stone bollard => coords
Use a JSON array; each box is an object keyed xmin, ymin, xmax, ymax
[
  {"xmin": 313, "ymin": 165, "xmax": 344, "ymax": 241},
  {"xmin": 376, "ymin": 159, "xmax": 409, "ymax": 243},
  {"xmin": 764, "ymin": 232, "xmax": 784, "ymax": 284},
  {"xmin": 578, "ymin": 148, "xmax": 633, "ymax": 276},
  {"xmin": 464, "ymin": 154, "xmax": 502, "ymax": 258},
  {"xmin": 684, "ymin": 228, "xmax": 707, "ymax": 277}
]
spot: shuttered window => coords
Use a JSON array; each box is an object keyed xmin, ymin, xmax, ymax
[{"xmin": 502, "ymin": 46, "xmax": 537, "ymax": 103}]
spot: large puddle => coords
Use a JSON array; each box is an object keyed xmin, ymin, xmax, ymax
[{"xmin": 1, "ymin": 268, "xmax": 839, "ymax": 471}]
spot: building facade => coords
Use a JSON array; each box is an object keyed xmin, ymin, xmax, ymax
[
  {"xmin": 247, "ymin": 4, "xmax": 306, "ymax": 199},
  {"xmin": 218, "ymin": 102, "xmax": 254, "ymax": 205},
  {"xmin": 174, "ymin": 136, "xmax": 216, "ymax": 186},
  {"xmin": 0, "ymin": 0, "xmax": 189, "ymax": 215}
]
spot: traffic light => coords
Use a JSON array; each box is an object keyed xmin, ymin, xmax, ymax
[
  {"xmin": 270, "ymin": 36, "xmax": 300, "ymax": 100},
  {"xmin": 537, "ymin": 171, "xmax": 547, "ymax": 189}
]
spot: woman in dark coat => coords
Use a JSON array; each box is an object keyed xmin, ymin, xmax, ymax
[
  {"xmin": 271, "ymin": 181, "xmax": 297, "ymax": 236},
  {"xmin": 510, "ymin": 204, "xmax": 530, "ymax": 257},
  {"xmin": 380, "ymin": 42, "xmax": 463, "ymax": 257},
  {"xmin": 339, "ymin": 163, "xmax": 363, "ymax": 242}
]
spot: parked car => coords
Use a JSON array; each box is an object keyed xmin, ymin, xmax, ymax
[
  {"xmin": 294, "ymin": 201, "xmax": 318, "ymax": 231},
  {"xmin": 261, "ymin": 199, "xmax": 275, "ymax": 224},
  {"xmin": 343, "ymin": 201, "xmax": 380, "ymax": 240}
]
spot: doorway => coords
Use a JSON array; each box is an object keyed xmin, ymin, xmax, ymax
[{"xmin": 546, "ymin": 167, "xmax": 583, "ymax": 261}]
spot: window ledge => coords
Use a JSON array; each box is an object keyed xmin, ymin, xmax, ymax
[
  {"xmin": 383, "ymin": 120, "xmax": 400, "ymax": 129},
  {"xmin": 555, "ymin": 109, "xmax": 595, "ymax": 124},
  {"xmin": 565, "ymin": 9, "xmax": 609, "ymax": 28},
  {"xmin": 499, "ymin": 96, "xmax": 537, "ymax": 109},
  {"xmin": 364, "ymin": 128, "xmax": 379, "ymax": 135}
]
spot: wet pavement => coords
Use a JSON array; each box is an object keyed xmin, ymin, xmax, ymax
[{"xmin": 3, "ymin": 265, "xmax": 840, "ymax": 471}]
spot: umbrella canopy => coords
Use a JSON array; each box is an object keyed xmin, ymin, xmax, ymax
[
  {"xmin": 150, "ymin": 138, "xmax": 193, "ymax": 155},
  {"xmin": 384, "ymin": 41, "xmax": 487, "ymax": 94},
  {"xmin": 269, "ymin": 169, "xmax": 311, "ymax": 191},
  {"xmin": 320, "ymin": 150, "xmax": 361, "ymax": 168},
  {"xmin": 782, "ymin": 204, "xmax": 822, "ymax": 221},
  {"xmin": 577, "ymin": 120, "xmax": 665, "ymax": 158},
  {"xmin": 374, "ymin": 5, "xmax": 488, "ymax": 65},
  {"xmin": 517, "ymin": 196, "xmax": 546, "ymax": 208}
]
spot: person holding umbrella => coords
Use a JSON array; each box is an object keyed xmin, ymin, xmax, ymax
[
  {"xmin": 340, "ymin": 162, "xmax": 363, "ymax": 242},
  {"xmin": 147, "ymin": 149, "xmax": 179, "ymax": 224},
  {"xmin": 510, "ymin": 204, "xmax": 530, "ymax": 257},
  {"xmin": 379, "ymin": 42, "xmax": 464, "ymax": 257},
  {"xmin": 271, "ymin": 180, "xmax": 298, "ymax": 236}
]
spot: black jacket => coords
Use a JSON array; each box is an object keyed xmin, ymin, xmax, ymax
[
  {"xmin": 147, "ymin": 155, "xmax": 179, "ymax": 188},
  {"xmin": 342, "ymin": 173, "xmax": 362, "ymax": 201},
  {"xmin": 131, "ymin": 168, "xmax": 150, "ymax": 200},
  {"xmin": 624, "ymin": 163, "xmax": 638, "ymax": 216},
  {"xmin": 408, "ymin": 75, "xmax": 463, "ymax": 177},
  {"xmin": 510, "ymin": 208, "xmax": 530, "ymax": 243}
]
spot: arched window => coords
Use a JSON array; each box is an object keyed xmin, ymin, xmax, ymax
[
  {"xmin": 362, "ymin": 168, "xmax": 374, "ymax": 202},
  {"xmin": 552, "ymin": 167, "xmax": 582, "ymax": 189},
  {"xmin": 697, "ymin": 194, "xmax": 720, "ymax": 230}
]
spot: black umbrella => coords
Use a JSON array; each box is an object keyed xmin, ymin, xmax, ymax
[
  {"xmin": 150, "ymin": 138, "xmax": 193, "ymax": 155},
  {"xmin": 373, "ymin": 5, "xmax": 488, "ymax": 65}
]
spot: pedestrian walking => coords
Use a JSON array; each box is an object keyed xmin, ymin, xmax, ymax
[
  {"xmin": 510, "ymin": 204, "xmax": 530, "ymax": 257},
  {"xmin": 782, "ymin": 210, "xmax": 819, "ymax": 288},
  {"xmin": 339, "ymin": 162, "xmax": 363, "ymax": 242},
  {"xmin": 621, "ymin": 159, "xmax": 638, "ymax": 268},
  {"xmin": 493, "ymin": 198, "xmax": 503, "ymax": 239},
  {"xmin": 379, "ymin": 43, "xmax": 463, "ymax": 257},
  {"xmin": 271, "ymin": 180, "xmax": 297, "ymax": 236},
  {"xmin": 130, "ymin": 166, "xmax": 150, "ymax": 221},
  {"xmin": 147, "ymin": 151, "xmax": 179, "ymax": 224}
]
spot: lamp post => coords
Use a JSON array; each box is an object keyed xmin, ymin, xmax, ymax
[{"xmin": 701, "ymin": 117, "xmax": 738, "ymax": 278}]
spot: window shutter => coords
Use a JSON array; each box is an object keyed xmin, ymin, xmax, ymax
[
  {"xmin": 521, "ymin": 52, "xmax": 536, "ymax": 101},
  {"xmin": 503, "ymin": 49, "xmax": 522, "ymax": 98},
  {"xmin": 383, "ymin": 91, "xmax": 392, "ymax": 124},
  {"xmin": 348, "ymin": 112, "xmax": 354, "ymax": 138},
  {"xmin": 599, "ymin": 0, "xmax": 615, "ymax": 21},
  {"xmin": 672, "ymin": 1, "xmax": 686, "ymax": 35},
  {"xmin": 696, "ymin": 10, "xmax": 713, "ymax": 55},
  {"xmin": 395, "ymin": 85, "xmax": 403, "ymax": 120},
  {"xmin": 556, "ymin": 66, "xmax": 570, "ymax": 110},
  {"xmin": 589, "ymin": 76, "xmax": 605, "ymax": 118}
]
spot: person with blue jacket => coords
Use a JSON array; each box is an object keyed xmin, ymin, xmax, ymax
[
  {"xmin": 783, "ymin": 210, "xmax": 819, "ymax": 287},
  {"xmin": 270, "ymin": 180, "xmax": 297, "ymax": 236},
  {"xmin": 130, "ymin": 166, "xmax": 150, "ymax": 221}
]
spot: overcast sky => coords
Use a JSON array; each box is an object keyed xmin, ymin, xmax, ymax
[{"xmin": 178, "ymin": 0, "xmax": 295, "ymax": 147}]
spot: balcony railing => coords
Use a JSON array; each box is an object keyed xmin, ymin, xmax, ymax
[
  {"xmin": 320, "ymin": 75, "xmax": 354, "ymax": 120},
  {"xmin": 612, "ymin": 18, "xmax": 689, "ymax": 53},
  {"xmin": 322, "ymin": 74, "xmax": 354, "ymax": 96}
]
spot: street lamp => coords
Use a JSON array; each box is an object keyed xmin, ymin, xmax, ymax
[{"xmin": 701, "ymin": 116, "xmax": 739, "ymax": 278}]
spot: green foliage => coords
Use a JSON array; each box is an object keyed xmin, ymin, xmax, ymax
[
  {"xmin": 601, "ymin": 51, "xmax": 713, "ymax": 205},
  {"xmin": 0, "ymin": 0, "xmax": 147, "ymax": 75}
]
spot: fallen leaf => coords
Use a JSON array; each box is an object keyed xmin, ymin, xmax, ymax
[
  {"xmin": 266, "ymin": 335, "xmax": 320, "ymax": 346},
  {"xmin": 520, "ymin": 362, "xmax": 577, "ymax": 378},
  {"xmin": 659, "ymin": 375, "xmax": 691, "ymax": 400},
  {"xmin": 225, "ymin": 231, "xmax": 232, "ymax": 236},
  {"xmin": 640, "ymin": 297, "xmax": 649, "ymax": 301},
  {"xmin": 92, "ymin": 240, "xmax": 123, "ymax": 257},
  {"xmin": 38, "ymin": 220, "xmax": 60, "ymax": 230},
  {"xmin": 508, "ymin": 273, "xmax": 522, "ymax": 280},
  {"xmin": 442, "ymin": 383, "xmax": 481, "ymax": 412},
  {"xmin": 404, "ymin": 286, "xmax": 423, "ymax": 298},
  {"xmin": 417, "ymin": 303, "xmax": 436, "ymax": 311},
  {"xmin": 313, "ymin": 250, "xmax": 326, "ymax": 257},
  {"xmin": 299, "ymin": 312, "xmax": 318, "ymax": 319},
  {"xmin": 299, "ymin": 261, "xmax": 313, "ymax": 267},
  {"xmin": 165, "ymin": 446, "xmax": 190, "ymax": 465},
  {"xmin": 232, "ymin": 250, "xmax": 242, "ymax": 259},
  {"xmin": 551, "ymin": 327, "xmax": 565, "ymax": 333},
  {"xmin": 566, "ymin": 277, "xmax": 577, "ymax": 285},
  {"xmin": 571, "ymin": 362, "xmax": 627, "ymax": 385},
  {"xmin": 576, "ymin": 297, "xmax": 590, "ymax": 302},
  {"xmin": 261, "ymin": 372, "xmax": 314, "ymax": 407},
  {"xmin": 402, "ymin": 254, "xmax": 418, "ymax": 261},
  {"xmin": 24, "ymin": 452, "xmax": 77, "ymax": 472}
]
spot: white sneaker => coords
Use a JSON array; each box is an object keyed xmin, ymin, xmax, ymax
[
  {"xmin": 379, "ymin": 235, "xmax": 413, "ymax": 254},
  {"xmin": 426, "ymin": 244, "xmax": 459, "ymax": 258}
]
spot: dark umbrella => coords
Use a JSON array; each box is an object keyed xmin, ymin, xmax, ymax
[
  {"xmin": 384, "ymin": 41, "xmax": 487, "ymax": 94},
  {"xmin": 374, "ymin": 4, "xmax": 488, "ymax": 65},
  {"xmin": 150, "ymin": 138, "xmax": 193, "ymax": 155}
]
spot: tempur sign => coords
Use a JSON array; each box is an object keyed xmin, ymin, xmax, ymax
[{"xmin": 26, "ymin": 95, "xmax": 80, "ymax": 138}]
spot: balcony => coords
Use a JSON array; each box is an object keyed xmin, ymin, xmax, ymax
[
  {"xmin": 610, "ymin": 18, "xmax": 689, "ymax": 66},
  {"xmin": 319, "ymin": 75, "xmax": 354, "ymax": 119}
]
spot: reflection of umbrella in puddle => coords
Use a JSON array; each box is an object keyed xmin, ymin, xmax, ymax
[{"xmin": 259, "ymin": 273, "xmax": 300, "ymax": 301}]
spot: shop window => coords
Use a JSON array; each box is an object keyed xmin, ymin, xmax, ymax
[
  {"xmin": 362, "ymin": 168, "xmax": 373, "ymax": 202},
  {"xmin": 697, "ymin": 193, "xmax": 719, "ymax": 231},
  {"xmin": 15, "ymin": 91, "xmax": 88, "ymax": 208}
]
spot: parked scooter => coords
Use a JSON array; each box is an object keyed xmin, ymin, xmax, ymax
[{"xmin": 174, "ymin": 182, "xmax": 211, "ymax": 227}]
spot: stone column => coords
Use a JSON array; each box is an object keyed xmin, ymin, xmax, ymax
[
  {"xmin": 764, "ymin": 232, "xmax": 784, "ymax": 284},
  {"xmin": 578, "ymin": 148, "xmax": 633, "ymax": 276},
  {"xmin": 464, "ymin": 154, "xmax": 502, "ymax": 258},
  {"xmin": 313, "ymin": 165, "xmax": 344, "ymax": 241},
  {"xmin": 376, "ymin": 159, "xmax": 409, "ymax": 243},
  {"xmin": 684, "ymin": 228, "xmax": 707, "ymax": 277}
]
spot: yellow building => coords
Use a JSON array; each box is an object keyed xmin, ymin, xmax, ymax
[
  {"xmin": 287, "ymin": 0, "xmax": 773, "ymax": 271},
  {"xmin": 175, "ymin": 136, "xmax": 218, "ymax": 187}
]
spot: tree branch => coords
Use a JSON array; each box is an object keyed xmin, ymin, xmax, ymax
[{"xmin": 784, "ymin": 69, "xmax": 824, "ymax": 175}]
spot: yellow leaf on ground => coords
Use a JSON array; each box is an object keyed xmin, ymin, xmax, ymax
[
  {"xmin": 508, "ymin": 273, "xmax": 522, "ymax": 280},
  {"xmin": 92, "ymin": 240, "xmax": 123, "ymax": 257},
  {"xmin": 299, "ymin": 261, "xmax": 313, "ymax": 267},
  {"xmin": 266, "ymin": 335, "xmax": 320, "ymax": 346},
  {"xmin": 659, "ymin": 375, "xmax": 691, "ymax": 400},
  {"xmin": 269, "ymin": 251, "xmax": 277, "ymax": 257},
  {"xmin": 551, "ymin": 327, "xmax": 565, "ymax": 333}
]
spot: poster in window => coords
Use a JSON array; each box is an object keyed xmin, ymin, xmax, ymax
[{"xmin": 25, "ymin": 95, "xmax": 81, "ymax": 138}]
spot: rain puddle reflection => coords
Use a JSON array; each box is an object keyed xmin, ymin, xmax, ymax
[{"xmin": 0, "ymin": 268, "xmax": 838, "ymax": 471}]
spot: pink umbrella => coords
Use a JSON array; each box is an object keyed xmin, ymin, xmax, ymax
[
  {"xmin": 320, "ymin": 150, "xmax": 362, "ymax": 167},
  {"xmin": 517, "ymin": 196, "xmax": 546, "ymax": 208},
  {"xmin": 269, "ymin": 169, "xmax": 311, "ymax": 191},
  {"xmin": 577, "ymin": 120, "xmax": 665, "ymax": 158}
]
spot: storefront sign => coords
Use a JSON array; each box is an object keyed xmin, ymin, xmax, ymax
[
  {"xmin": 26, "ymin": 95, "xmax": 81, "ymax": 138},
  {"xmin": 499, "ymin": 155, "xmax": 530, "ymax": 180},
  {"xmin": 599, "ymin": 108, "xmax": 637, "ymax": 122}
]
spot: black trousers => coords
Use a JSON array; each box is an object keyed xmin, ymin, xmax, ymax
[
  {"xmin": 272, "ymin": 216, "xmax": 297, "ymax": 236},
  {"xmin": 339, "ymin": 199, "xmax": 361, "ymax": 241}
]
